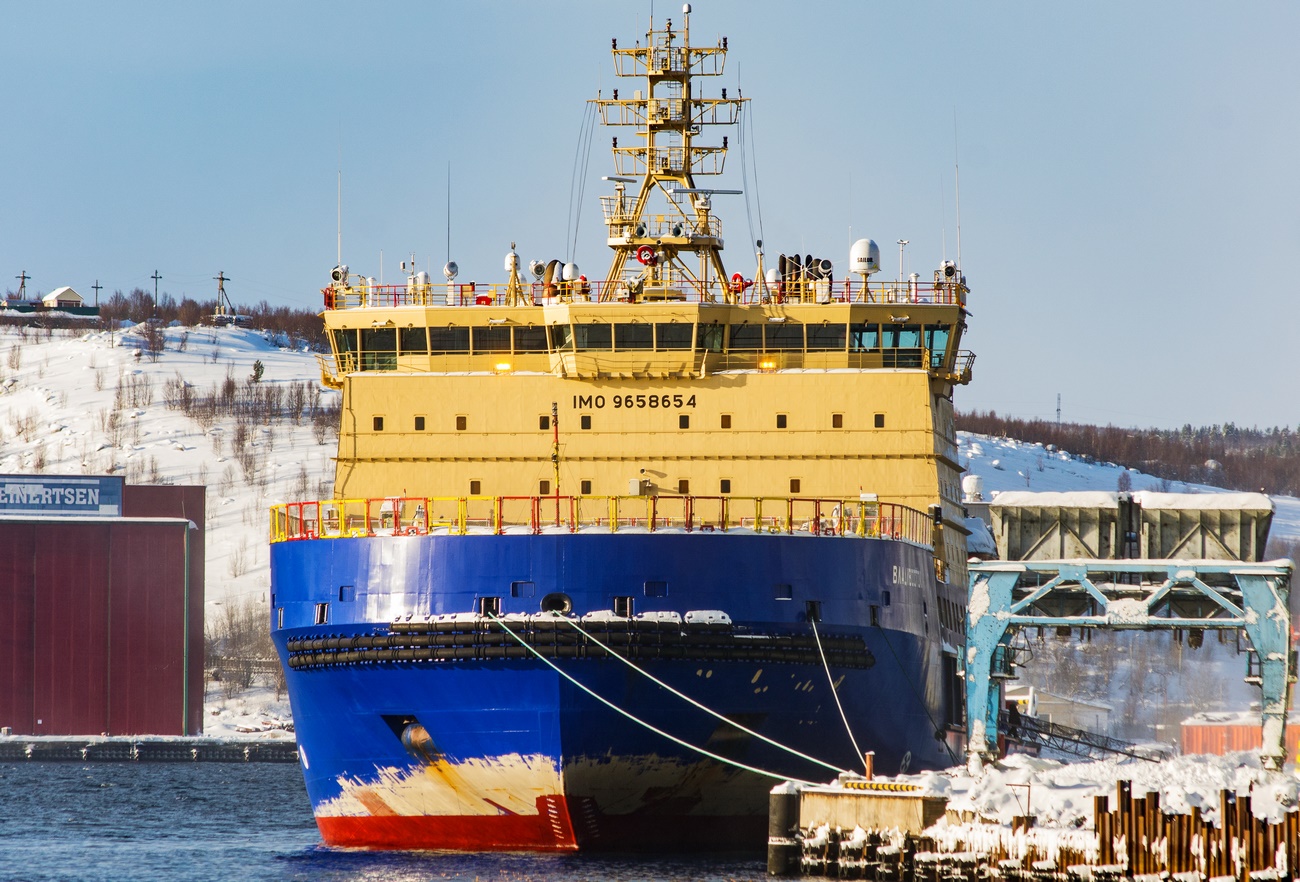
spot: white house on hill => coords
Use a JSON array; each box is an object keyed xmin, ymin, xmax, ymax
[{"xmin": 43, "ymin": 287, "xmax": 83, "ymax": 307}]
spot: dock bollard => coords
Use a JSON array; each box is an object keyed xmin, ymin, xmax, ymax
[{"xmin": 767, "ymin": 782, "xmax": 801, "ymax": 876}]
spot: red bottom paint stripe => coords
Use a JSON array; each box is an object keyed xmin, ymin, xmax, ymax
[{"xmin": 316, "ymin": 795, "xmax": 766, "ymax": 852}]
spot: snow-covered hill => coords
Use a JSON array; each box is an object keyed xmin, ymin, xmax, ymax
[{"xmin": 0, "ymin": 323, "xmax": 1294, "ymax": 737}]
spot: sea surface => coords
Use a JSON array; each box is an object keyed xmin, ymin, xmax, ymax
[{"xmin": 0, "ymin": 762, "xmax": 768, "ymax": 882}]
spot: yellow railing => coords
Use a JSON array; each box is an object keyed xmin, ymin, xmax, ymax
[
  {"xmin": 321, "ymin": 278, "xmax": 968, "ymax": 310},
  {"xmin": 271, "ymin": 494, "xmax": 934, "ymax": 546}
]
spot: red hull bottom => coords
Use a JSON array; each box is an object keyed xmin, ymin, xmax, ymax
[{"xmin": 317, "ymin": 795, "xmax": 764, "ymax": 852}]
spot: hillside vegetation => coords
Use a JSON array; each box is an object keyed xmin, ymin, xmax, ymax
[{"xmin": 958, "ymin": 411, "xmax": 1299, "ymax": 498}]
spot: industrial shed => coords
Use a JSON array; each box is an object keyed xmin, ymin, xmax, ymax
[{"xmin": 0, "ymin": 477, "xmax": 205, "ymax": 736}]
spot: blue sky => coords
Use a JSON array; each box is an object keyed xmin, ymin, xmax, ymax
[{"xmin": 4, "ymin": 1, "xmax": 1297, "ymax": 430}]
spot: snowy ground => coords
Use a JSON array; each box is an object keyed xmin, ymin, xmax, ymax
[{"xmin": 0, "ymin": 323, "xmax": 1295, "ymax": 750}]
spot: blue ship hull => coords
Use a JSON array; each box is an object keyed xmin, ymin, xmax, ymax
[{"xmin": 270, "ymin": 531, "xmax": 960, "ymax": 851}]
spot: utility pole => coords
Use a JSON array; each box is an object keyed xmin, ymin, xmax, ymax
[
  {"xmin": 91, "ymin": 279, "xmax": 102, "ymax": 307},
  {"xmin": 1056, "ymin": 394, "xmax": 1061, "ymax": 427},
  {"xmin": 151, "ymin": 270, "xmax": 162, "ymax": 321},
  {"xmin": 214, "ymin": 271, "xmax": 230, "ymax": 317},
  {"xmin": 15, "ymin": 270, "xmax": 29, "ymax": 301}
]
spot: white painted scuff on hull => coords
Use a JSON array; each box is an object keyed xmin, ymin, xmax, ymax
[
  {"xmin": 317, "ymin": 752, "xmax": 561, "ymax": 817},
  {"xmin": 315, "ymin": 752, "xmax": 764, "ymax": 819}
]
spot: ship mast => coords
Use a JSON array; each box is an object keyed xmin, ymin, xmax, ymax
[{"xmin": 593, "ymin": 6, "xmax": 746, "ymax": 302}]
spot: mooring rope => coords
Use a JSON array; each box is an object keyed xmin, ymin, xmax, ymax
[
  {"xmin": 810, "ymin": 618, "xmax": 866, "ymax": 772},
  {"xmin": 487, "ymin": 612, "xmax": 826, "ymax": 787},
  {"xmin": 562, "ymin": 616, "xmax": 848, "ymax": 775}
]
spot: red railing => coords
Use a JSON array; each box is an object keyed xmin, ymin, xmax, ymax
[{"xmin": 270, "ymin": 494, "xmax": 934, "ymax": 546}]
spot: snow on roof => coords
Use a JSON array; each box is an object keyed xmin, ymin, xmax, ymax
[
  {"xmin": 991, "ymin": 491, "xmax": 1119, "ymax": 509},
  {"xmin": 964, "ymin": 516, "xmax": 997, "ymax": 555},
  {"xmin": 1133, "ymin": 491, "xmax": 1273, "ymax": 513},
  {"xmin": 42, "ymin": 286, "xmax": 82, "ymax": 305},
  {"xmin": 990, "ymin": 490, "xmax": 1273, "ymax": 514}
]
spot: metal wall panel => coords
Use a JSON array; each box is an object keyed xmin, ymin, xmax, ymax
[
  {"xmin": 123, "ymin": 484, "xmax": 205, "ymax": 735},
  {"xmin": 0, "ymin": 525, "xmax": 36, "ymax": 733},
  {"xmin": 0, "ymin": 511, "xmax": 197, "ymax": 736},
  {"xmin": 108, "ymin": 522, "xmax": 189, "ymax": 736},
  {"xmin": 32, "ymin": 524, "xmax": 111, "ymax": 735}
]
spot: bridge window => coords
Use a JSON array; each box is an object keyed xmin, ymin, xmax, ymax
[
  {"xmin": 373, "ymin": 416, "xmax": 384, "ymax": 431},
  {"xmin": 698, "ymin": 322, "xmax": 724, "ymax": 352},
  {"xmin": 332, "ymin": 329, "xmax": 357, "ymax": 356},
  {"xmin": 361, "ymin": 328, "xmax": 397, "ymax": 370},
  {"xmin": 789, "ymin": 478, "xmax": 800, "ymax": 493},
  {"xmin": 573, "ymin": 323, "xmax": 612, "ymax": 350},
  {"xmin": 806, "ymin": 323, "xmax": 847, "ymax": 350},
  {"xmin": 721, "ymin": 414, "xmax": 732, "ymax": 428},
  {"xmin": 776, "ymin": 414, "xmax": 787, "ymax": 429},
  {"xmin": 469, "ymin": 480, "xmax": 481, "ymax": 495},
  {"xmin": 514, "ymin": 326, "xmax": 549, "ymax": 352},
  {"xmin": 455, "ymin": 416, "xmax": 467, "ymax": 431},
  {"xmin": 415, "ymin": 416, "xmax": 425, "ymax": 431},
  {"xmin": 679, "ymin": 415, "xmax": 690, "ymax": 429},
  {"xmin": 764, "ymin": 323, "xmax": 804, "ymax": 351},
  {"xmin": 539, "ymin": 415, "xmax": 551, "ymax": 430},
  {"xmin": 728, "ymin": 324, "xmax": 761, "ymax": 350},
  {"xmin": 925, "ymin": 325, "xmax": 951, "ymax": 368},
  {"xmin": 655, "ymin": 323, "xmax": 693, "ymax": 350},
  {"xmin": 677, "ymin": 479, "xmax": 689, "ymax": 493},
  {"xmin": 539, "ymin": 480, "xmax": 550, "ymax": 495},
  {"xmin": 615, "ymin": 323, "xmax": 653, "ymax": 350},
  {"xmin": 832, "ymin": 413, "xmax": 843, "ymax": 428},
  {"xmin": 883, "ymin": 324, "xmax": 922, "ymax": 348},
  {"xmin": 429, "ymin": 326, "xmax": 469, "ymax": 353},
  {"xmin": 580, "ymin": 480, "xmax": 592, "ymax": 494},
  {"xmin": 549, "ymin": 324, "xmax": 573, "ymax": 350},
  {"xmin": 472, "ymin": 326, "xmax": 510, "ymax": 353},
  {"xmin": 850, "ymin": 322, "xmax": 879, "ymax": 350},
  {"xmin": 400, "ymin": 327, "xmax": 428, "ymax": 354},
  {"xmin": 720, "ymin": 478, "xmax": 731, "ymax": 493},
  {"xmin": 580, "ymin": 415, "xmax": 592, "ymax": 430},
  {"xmin": 874, "ymin": 413, "xmax": 885, "ymax": 428}
]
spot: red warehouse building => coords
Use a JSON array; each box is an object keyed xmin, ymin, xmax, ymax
[{"xmin": 0, "ymin": 476, "xmax": 205, "ymax": 736}]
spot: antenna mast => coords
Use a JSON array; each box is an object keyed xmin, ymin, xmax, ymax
[
  {"xmin": 593, "ymin": 7, "xmax": 747, "ymax": 301},
  {"xmin": 954, "ymin": 111, "xmax": 962, "ymax": 272}
]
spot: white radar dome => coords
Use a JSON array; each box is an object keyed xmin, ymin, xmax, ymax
[
  {"xmin": 849, "ymin": 239, "xmax": 881, "ymax": 276},
  {"xmin": 505, "ymin": 251, "xmax": 519, "ymax": 272},
  {"xmin": 961, "ymin": 474, "xmax": 985, "ymax": 503},
  {"xmin": 764, "ymin": 267, "xmax": 779, "ymax": 286},
  {"xmin": 562, "ymin": 262, "xmax": 579, "ymax": 281}
]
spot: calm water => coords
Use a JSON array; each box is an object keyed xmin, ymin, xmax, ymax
[{"xmin": 0, "ymin": 763, "xmax": 767, "ymax": 882}]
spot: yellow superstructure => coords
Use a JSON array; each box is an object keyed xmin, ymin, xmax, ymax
[{"xmin": 314, "ymin": 11, "xmax": 976, "ymax": 588}]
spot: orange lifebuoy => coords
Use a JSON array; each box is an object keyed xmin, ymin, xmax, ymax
[
  {"xmin": 730, "ymin": 272, "xmax": 746, "ymax": 294},
  {"xmin": 636, "ymin": 245, "xmax": 657, "ymax": 266}
]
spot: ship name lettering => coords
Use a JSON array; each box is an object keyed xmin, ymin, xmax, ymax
[
  {"xmin": 891, "ymin": 566, "xmax": 924, "ymax": 588},
  {"xmin": 572, "ymin": 394, "xmax": 697, "ymax": 410}
]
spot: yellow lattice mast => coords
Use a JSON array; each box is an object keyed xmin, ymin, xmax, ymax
[{"xmin": 593, "ymin": 6, "xmax": 747, "ymax": 303}]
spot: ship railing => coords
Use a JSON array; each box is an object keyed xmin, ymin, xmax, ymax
[
  {"xmin": 271, "ymin": 496, "xmax": 933, "ymax": 545},
  {"xmin": 321, "ymin": 278, "xmax": 967, "ymax": 310}
]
